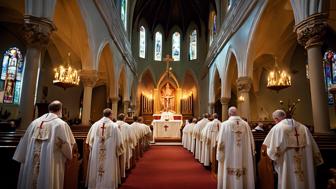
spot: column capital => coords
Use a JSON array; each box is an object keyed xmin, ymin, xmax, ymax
[
  {"xmin": 110, "ymin": 96, "xmax": 119, "ymax": 103},
  {"xmin": 236, "ymin": 76, "xmax": 252, "ymax": 93},
  {"xmin": 80, "ymin": 70, "xmax": 98, "ymax": 87},
  {"xmin": 220, "ymin": 97, "xmax": 230, "ymax": 105},
  {"xmin": 294, "ymin": 13, "xmax": 327, "ymax": 49},
  {"xmin": 23, "ymin": 15, "xmax": 56, "ymax": 48}
]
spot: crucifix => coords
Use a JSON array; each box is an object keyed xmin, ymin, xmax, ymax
[
  {"xmin": 101, "ymin": 123, "xmax": 106, "ymax": 142},
  {"xmin": 101, "ymin": 123, "xmax": 106, "ymax": 136},
  {"xmin": 163, "ymin": 54, "xmax": 174, "ymax": 78}
]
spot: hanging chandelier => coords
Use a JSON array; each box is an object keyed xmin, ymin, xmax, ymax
[
  {"xmin": 267, "ymin": 57, "xmax": 291, "ymax": 91},
  {"xmin": 53, "ymin": 53, "xmax": 80, "ymax": 89}
]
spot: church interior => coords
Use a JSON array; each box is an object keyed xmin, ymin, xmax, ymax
[{"xmin": 1, "ymin": 0, "xmax": 336, "ymax": 188}]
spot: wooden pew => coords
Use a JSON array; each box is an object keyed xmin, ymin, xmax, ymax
[{"xmin": 210, "ymin": 132, "xmax": 336, "ymax": 188}]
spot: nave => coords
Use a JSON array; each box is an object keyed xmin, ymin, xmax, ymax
[{"xmin": 120, "ymin": 145, "xmax": 217, "ymax": 189}]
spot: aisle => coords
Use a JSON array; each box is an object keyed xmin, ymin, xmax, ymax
[{"xmin": 120, "ymin": 146, "xmax": 217, "ymax": 189}]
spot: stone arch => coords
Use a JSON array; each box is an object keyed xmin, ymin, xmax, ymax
[
  {"xmin": 245, "ymin": 0, "xmax": 296, "ymax": 79},
  {"xmin": 97, "ymin": 42, "xmax": 116, "ymax": 99},
  {"xmin": 137, "ymin": 68, "xmax": 156, "ymax": 115},
  {"xmin": 157, "ymin": 71, "xmax": 180, "ymax": 89},
  {"xmin": 222, "ymin": 47, "xmax": 239, "ymax": 99},
  {"xmin": 209, "ymin": 64, "xmax": 221, "ymax": 103},
  {"xmin": 182, "ymin": 69, "xmax": 200, "ymax": 116},
  {"xmin": 118, "ymin": 64, "xmax": 127, "ymax": 99},
  {"xmin": 52, "ymin": 0, "xmax": 94, "ymax": 70},
  {"xmin": 222, "ymin": 49, "xmax": 238, "ymax": 108}
]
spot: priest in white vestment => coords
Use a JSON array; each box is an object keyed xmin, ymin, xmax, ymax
[
  {"xmin": 190, "ymin": 118, "xmax": 199, "ymax": 154},
  {"xmin": 217, "ymin": 107, "xmax": 255, "ymax": 189},
  {"xmin": 86, "ymin": 108, "xmax": 124, "ymax": 189},
  {"xmin": 200, "ymin": 115, "xmax": 213, "ymax": 164},
  {"xmin": 182, "ymin": 119, "xmax": 192, "ymax": 149},
  {"xmin": 195, "ymin": 113, "xmax": 210, "ymax": 160},
  {"xmin": 138, "ymin": 117, "xmax": 152, "ymax": 150},
  {"xmin": 116, "ymin": 113, "xmax": 137, "ymax": 178},
  {"xmin": 186, "ymin": 118, "xmax": 197, "ymax": 151},
  {"xmin": 201, "ymin": 113, "xmax": 221, "ymax": 166},
  {"xmin": 13, "ymin": 101, "xmax": 75, "ymax": 189},
  {"xmin": 263, "ymin": 110, "xmax": 323, "ymax": 189}
]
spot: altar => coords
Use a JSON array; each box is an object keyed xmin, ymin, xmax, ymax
[{"xmin": 152, "ymin": 112, "xmax": 183, "ymax": 140}]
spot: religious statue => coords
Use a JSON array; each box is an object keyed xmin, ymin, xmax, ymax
[{"xmin": 161, "ymin": 83, "xmax": 175, "ymax": 112}]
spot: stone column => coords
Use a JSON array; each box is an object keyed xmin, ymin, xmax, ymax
[
  {"xmin": 237, "ymin": 77, "xmax": 252, "ymax": 121},
  {"xmin": 208, "ymin": 102, "xmax": 215, "ymax": 114},
  {"xmin": 111, "ymin": 97, "xmax": 119, "ymax": 119},
  {"xmin": 19, "ymin": 16, "xmax": 55, "ymax": 128},
  {"xmin": 153, "ymin": 88, "xmax": 159, "ymax": 114},
  {"xmin": 220, "ymin": 97, "xmax": 230, "ymax": 121},
  {"xmin": 176, "ymin": 88, "xmax": 182, "ymax": 114},
  {"xmin": 123, "ymin": 99, "xmax": 130, "ymax": 114},
  {"xmin": 294, "ymin": 13, "xmax": 330, "ymax": 133},
  {"xmin": 80, "ymin": 70, "xmax": 97, "ymax": 126}
]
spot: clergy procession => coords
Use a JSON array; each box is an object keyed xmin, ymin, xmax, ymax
[
  {"xmin": 13, "ymin": 101, "xmax": 152, "ymax": 189},
  {"xmin": 181, "ymin": 107, "xmax": 324, "ymax": 189}
]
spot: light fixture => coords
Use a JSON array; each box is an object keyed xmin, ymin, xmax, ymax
[
  {"xmin": 53, "ymin": 52, "xmax": 80, "ymax": 89},
  {"xmin": 267, "ymin": 57, "xmax": 291, "ymax": 91},
  {"xmin": 238, "ymin": 95, "xmax": 245, "ymax": 102}
]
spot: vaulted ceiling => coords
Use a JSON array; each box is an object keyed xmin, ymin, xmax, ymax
[{"xmin": 133, "ymin": 0, "xmax": 216, "ymax": 38}]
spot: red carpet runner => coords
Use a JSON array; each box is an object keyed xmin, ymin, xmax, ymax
[{"xmin": 120, "ymin": 146, "xmax": 217, "ymax": 189}]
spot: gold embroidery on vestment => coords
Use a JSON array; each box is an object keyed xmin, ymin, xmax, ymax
[
  {"xmin": 293, "ymin": 153, "xmax": 304, "ymax": 182},
  {"xmin": 227, "ymin": 167, "xmax": 247, "ymax": 179}
]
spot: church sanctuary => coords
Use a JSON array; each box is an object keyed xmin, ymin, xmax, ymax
[{"xmin": 1, "ymin": 0, "xmax": 336, "ymax": 188}]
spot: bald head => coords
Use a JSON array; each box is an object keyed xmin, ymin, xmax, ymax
[
  {"xmin": 272, "ymin": 109, "xmax": 286, "ymax": 123},
  {"xmin": 48, "ymin": 100, "xmax": 62, "ymax": 116},
  {"xmin": 228, "ymin": 106, "xmax": 238, "ymax": 117}
]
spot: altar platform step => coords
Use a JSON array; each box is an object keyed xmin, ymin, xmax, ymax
[
  {"xmin": 151, "ymin": 142, "xmax": 182, "ymax": 146},
  {"xmin": 154, "ymin": 137, "xmax": 181, "ymax": 142}
]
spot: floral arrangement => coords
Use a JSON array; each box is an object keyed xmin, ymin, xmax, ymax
[{"xmin": 279, "ymin": 98, "xmax": 301, "ymax": 118}]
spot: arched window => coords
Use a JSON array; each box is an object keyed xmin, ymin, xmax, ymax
[
  {"xmin": 323, "ymin": 50, "xmax": 336, "ymax": 105},
  {"xmin": 139, "ymin": 26, "xmax": 146, "ymax": 58},
  {"xmin": 172, "ymin": 32, "xmax": 180, "ymax": 61},
  {"xmin": 121, "ymin": 0, "xmax": 127, "ymax": 30},
  {"xmin": 1, "ymin": 47, "xmax": 24, "ymax": 104},
  {"xmin": 209, "ymin": 11, "xmax": 217, "ymax": 46},
  {"xmin": 189, "ymin": 30, "xmax": 197, "ymax": 60},
  {"xmin": 154, "ymin": 32, "xmax": 162, "ymax": 61}
]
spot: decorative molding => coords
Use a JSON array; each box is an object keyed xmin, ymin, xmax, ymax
[
  {"xmin": 202, "ymin": 0, "xmax": 258, "ymax": 75},
  {"xmin": 80, "ymin": 70, "xmax": 98, "ymax": 87},
  {"xmin": 23, "ymin": 15, "xmax": 56, "ymax": 48},
  {"xmin": 93, "ymin": 0, "xmax": 137, "ymax": 76},
  {"xmin": 236, "ymin": 76, "xmax": 252, "ymax": 93},
  {"xmin": 294, "ymin": 13, "xmax": 327, "ymax": 49}
]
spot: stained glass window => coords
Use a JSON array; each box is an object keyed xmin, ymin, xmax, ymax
[
  {"xmin": 154, "ymin": 32, "xmax": 162, "ymax": 61},
  {"xmin": 121, "ymin": 0, "xmax": 127, "ymax": 30},
  {"xmin": 323, "ymin": 50, "xmax": 336, "ymax": 105},
  {"xmin": 209, "ymin": 11, "xmax": 217, "ymax": 46},
  {"xmin": 172, "ymin": 32, "xmax": 180, "ymax": 61},
  {"xmin": 1, "ymin": 47, "xmax": 24, "ymax": 104},
  {"xmin": 139, "ymin": 26, "xmax": 146, "ymax": 58},
  {"xmin": 189, "ymin": 30, "xmax": 197, "ymax": 60}
]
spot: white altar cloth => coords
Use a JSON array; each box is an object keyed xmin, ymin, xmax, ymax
[{"xmin": 152, "ymin": 120, "xmax": 182, "ymax": 138}]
